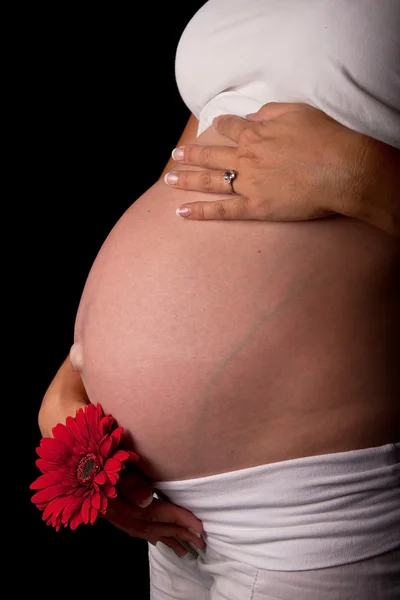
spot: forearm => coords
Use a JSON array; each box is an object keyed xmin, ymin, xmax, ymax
[
  {"xmin": 38, "ymin": 355, "xmax": 89, "ymax": 437},
  {"xmin": 340, "ymin": 134, "xmax": 399, "ymax": 237}
]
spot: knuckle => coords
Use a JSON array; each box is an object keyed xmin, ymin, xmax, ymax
[
  {"xmin": 239, "ymin": 149, "xmax": 260, "ymax": 167},
  {"xmin": 237, "ymin": 196, "xmax": 251, "ymax": 217},
  {"xmin": 177, "ymin": 171, "xmax": 189, "ymax": 188},
  {"xmin": 197, "ymin": 203, "xmax": 207, "ymax": 220},
  {"xmin": 239, "ymin": 125, "xmax": 259, "ymax": 145},
  {"xmin": 199, "ymin": 170, "xmax": 213, "ymax": 192},
  {"xmin": 214, "ymin": 202, "xmax": 228, "ymax": 219},
  {"xmin": 185, "ymin": 146, "xmax": 196, "ymax": 163},
  {"xmin": 199, "ymin": 146, "xmax": 212, "ymax": 166},
  {"xmin": 216, "ymin": 114, "xmax": 229, "ymax": 127},
  {"xmin": 256, "ymin": 197, "xmax": 272, "ymax": 217}
]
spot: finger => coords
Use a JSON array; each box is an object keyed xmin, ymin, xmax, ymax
[
  {"xmin": 212, "ymin": 114, "xmax": 252, "ymax": 143},
  {"xmin": 165, "ymin": 169, "xmax": 238, "ymax": 195},
  {"xmin": 106, "ymin": 496, "xmax": 205, "ymax": 544},
  {"xmin": 118, "ymin": 467, "xmax": 154, "ymax": 508},
  {"xmin": 172, "ymin": 145, "xmax": 236, "ymax": 170},
  {"xmin": 159, "ymin": 537, "xmax": 189, "ymax": 558},
  {"xmin": 247, "ymin": 102, "xmax": 311, "ymax": 121},
  {"xmin": 108, "ymin": 513, "xmax": 204, "ymax": 547},
  {"xmin": 176, "ymin": 196, "xmax": 263, "ymax": 221},
  {"xmin": 143, "ymin": 497, "xmax": 205, "ymax": 536}
]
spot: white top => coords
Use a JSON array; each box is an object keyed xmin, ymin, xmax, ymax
[{"xmin": 175, "ymin": 0, "xmax": 400, "ymax": 147}]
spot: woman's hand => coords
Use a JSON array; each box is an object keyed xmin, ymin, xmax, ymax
[
  {"xmin": 165, "ymin": 102, "xmax": 369, "ymax": 223},
  {"xmin": 105, "ymin": 467, "xmax": 205, "ymax": 557},
  {"xmin": 38, "ymin": 357, "xmax": 205, "ymax": 557}
]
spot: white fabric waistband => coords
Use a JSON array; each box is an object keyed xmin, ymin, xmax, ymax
[{"xmin": 154, "ymin": 443, "xmax": 400, "ymax": 571}]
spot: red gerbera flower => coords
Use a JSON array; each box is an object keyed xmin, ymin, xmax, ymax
[{"xmin": 30, "ymin": 403, "xmax": 139, "ymax": 531}]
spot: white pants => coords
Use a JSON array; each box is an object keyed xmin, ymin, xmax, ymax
[
  {"xmin": 149, "ymin": 543, "xmax": 400, "ymax": 599},
  {"xmin": 149, "ymin": 443, "xmax": 400, "ymax": 599}
]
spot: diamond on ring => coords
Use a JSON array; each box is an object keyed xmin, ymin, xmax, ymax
[{"xmin": 223, "ymin": 169, "xmax": 238, "ymax": 193}]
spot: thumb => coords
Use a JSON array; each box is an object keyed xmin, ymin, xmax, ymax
[
  {"xmin": 247, "ymin": 101, "xmax": 309, "ymax": 122},
  {"xmin": 118, "ymin": 466, "xmax": 154, "ymax": 508}
]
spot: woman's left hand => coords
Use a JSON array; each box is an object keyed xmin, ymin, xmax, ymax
[
  {"xmin": 104, "ymin": 467, "xmax": 205, "ymax": 557},
  {"xmin": 165, "ymin": 102, "xmax": 368, "ymax": 222}
]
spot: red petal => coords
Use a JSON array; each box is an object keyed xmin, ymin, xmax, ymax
[
  {"xmin": 91, "ymin": 491, "xmax": 101, "ymax": 510},
  {"xmin": 102, "ymin": 483, "xmax": 117, "ymax": 498},
  {"xmin": 42, "ymin": 496, "xmax": 68, "ymax": 521},
  {"xmin": 70, "ymin": 486, "xmax": 86, "ymax": 497},
  {"xmin": 65, "ymin": 415, "xmax": 86, "ymax": 445},
  {"xmin": 109, "ymin": 427, "xmax": 123, "ymax": 451},
  {"xmin": 30, "ymin": 472, "xmax": 66, "ymax": 490},
  {"xmin": 35, "ymin": 458, "xmax": 59, "ymax": 473},
  {"xmin": 126, "ymin": 450, "xmax": 140, "ymax": 463},
  {"xmin": 62, "ymin": 477, "xmax": 80, "ymax": 488},
  {"xmin": 99, "ymin": 494, "xmax": 108, "ymax": 513},
  {"xmin": 89, "ymin": 506, "xmax": 98, "ymax": 524},
  {"xmin": 96, "ymin": 403, "xmax": 105, "ymax": 419},
  {"xmin": 111, "ymin": 449, "xmax": 129, "ymax": 462},
  {"xmin": 99, "ymin": 435, "xmax": 113, "ymax": 459},
  {"xmin": 40, "ymin": 437, "xmax": 70, "ymax": 457},
  {"xmin": 104, "ymin": 457, "xmax": 123, "ymax": 472},
  {"xmin": 72, "ymin": 442, "xmax": 89, "ymax": 455},
  {"xmin": 52, "ymin": 423, "xmax": 76, "ymax": 447},
  {"xmin": 100, "ymin": 415, "xmax": 114, "ymax": 436},
  {"xmin": 70, "ymin": 511, "xmax": 84, "ymax": 530},
  {"xmin": 81, "ymin": 496, "xmax": 91, "ymax": 524},
  {"xmin": 75, "ymin": 408, "xmax": 90, "ymax": 440},
  {"xmin": 36, "ymin": 446, "xmax": 64, "ymax": 464},
  {"xmin": 31, "ymin": 484, "xmax": 69, "ymax": 505},
  {"xmin": 106, "ymin": 472, "xmax": 119, "ymax": 485},
  {"xmin": 85, "ymin": 403, "xmax": 101, "ymax": 440},
  {"xmin": 94, "ymin": 471, "xmax": 107, "ymax": 485},
  {"xmin": 61, "ymin": 495, "xmax": 83, "ymax": 524}
]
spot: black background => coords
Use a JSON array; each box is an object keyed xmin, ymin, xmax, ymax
[{"xmin": 21, "ymin": 3, "xmax": 205, "ymax": 594}]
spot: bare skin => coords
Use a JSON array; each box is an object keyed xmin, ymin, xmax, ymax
[
  {"xmin": 70, "ymin": 122, "xmax": 399, "ymax": 482},
  {"xmin": 37, "ymin": 116, "xmax": 206, "ymax": 556},
  {"xmin": 168, "ymin": 104, "xmax": 400, "ymax": 237}
]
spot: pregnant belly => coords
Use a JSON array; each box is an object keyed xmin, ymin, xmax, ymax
[{"xmin": 73, "ymin": 127, "xmax": 400, "ymax": 481}]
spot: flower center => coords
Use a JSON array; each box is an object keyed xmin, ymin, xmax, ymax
[{"xmin": 77, "ymin": 453, "xmax": 100, "ymax": 485}]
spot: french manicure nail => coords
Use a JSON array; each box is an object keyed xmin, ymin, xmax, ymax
[
  {"xmin": 164, "ymin": 172, "xmax": 178, "ymax": 185},
  {"xmin": 188, "ymin": 542, "xmax": 206, "ymax": 558},
  {"xmin": 171, "ymin": 147, "xmax": 184, "ymax": 161},
  {"xmin": 188, "ymin": 527, "xmax": 202, "ymax": 538},
  {"xmin": 176, "ymin": 207, "xmax": 191, "ymax": 217}
]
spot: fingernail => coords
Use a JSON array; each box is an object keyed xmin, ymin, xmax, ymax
[
  {"xmin": 188, "ymin": 527, "xmax": 202, "ymax": 538},
  {"xmin": 188, "ymin": 542, "xmax": 206, "ymax": 558},
  {"xmin": 176, "ymin": 206, "xmax": 191, "ymax": 217},
  {"xmin": 171, "ymin": 147, "xmax": 184, "ymax": 161},
  {"xmin": 164, "ymin": 172, "xmax": 178, "ymax": 185},
  {"xmin": 246, "ymin": 113, "xmax": 255, "ymax": 118}
]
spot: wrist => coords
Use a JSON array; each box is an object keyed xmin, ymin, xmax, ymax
[{"xmin": 337, "ymin": 133, "xmax": 398, "ymax": 236}]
